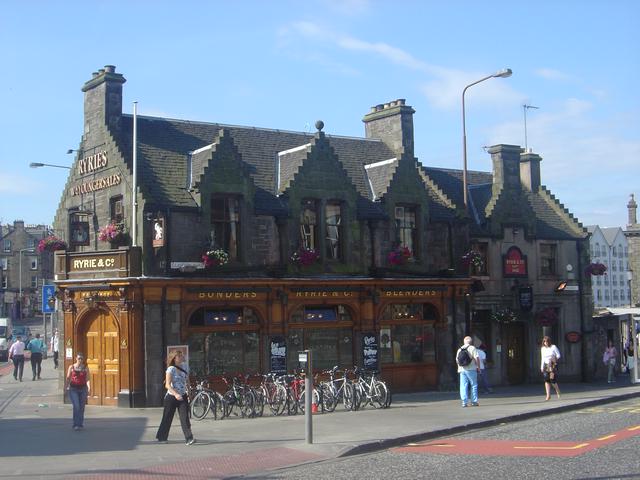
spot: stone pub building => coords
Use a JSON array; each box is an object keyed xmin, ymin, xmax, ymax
[{"xmin": 52, "ymin": 66, "xmax": 591, "ymax": 407}]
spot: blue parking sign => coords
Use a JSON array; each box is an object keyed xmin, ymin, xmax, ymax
[{"xmin": 42, "ymin": 285, "xmax": 56, "ymax": 314}]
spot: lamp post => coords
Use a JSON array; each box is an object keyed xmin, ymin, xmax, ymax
[
  {"xmin": 29, "ymin": 163, "xmax": 71, "ymax": 170},
  {"xmin": 462, "ymin": 68, "xmax": 513, "ymax": 209},
  {"xmin": 18, "ymin": 248, "xmax": 35, "ymax": 320}
]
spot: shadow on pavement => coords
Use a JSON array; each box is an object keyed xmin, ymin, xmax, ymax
[{"xmin": 0, "ymin": 417, "xmax": 148, "ymax": 457}]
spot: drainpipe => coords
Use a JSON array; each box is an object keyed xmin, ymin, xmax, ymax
[{"xmin": 577, "ymin": 240, "xmax": 588, "ymax": 382}]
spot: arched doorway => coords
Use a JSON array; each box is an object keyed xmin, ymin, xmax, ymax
[{"xmin": 78, "ymin": 309, "xmax": 120, "ymax": 406}]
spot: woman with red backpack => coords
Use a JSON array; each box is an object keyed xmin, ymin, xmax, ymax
[{"xmin": 65, "ymin": 353, "xmax": 91, "ymax": 430}]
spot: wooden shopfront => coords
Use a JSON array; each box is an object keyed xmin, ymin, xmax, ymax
[{"xmin": 55, "ymin": 248, "xmax": 469, "ymax": 406}]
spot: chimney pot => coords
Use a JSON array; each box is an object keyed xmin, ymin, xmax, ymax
[
  {"xmin": 389, "ymin": 101, "xmax": 397, "ymax": 107},
  {"xmin": 104, "ymin": 65, "xmax": 116, "ymax": 73},
  {"xmin": 98, "ymin": 69, "xmax": 105, "ymax": 75},
  {"xmin": 370, "ymin": 106, "xmax": 377, "ymax": 113},
  {"xmin": 376, "ymin": 104, "xmax": 384, "ymax": 111},
  {"xmin": 398, "ymin": 99, "xmax": 406, "ymax": 105},
  {"xmin": 92, "ymin": 72, "xmax": 99, "ymax": 78},
  {"xmin": 384, "ymin": 103, "xmax": 391, "ymax": 109}
]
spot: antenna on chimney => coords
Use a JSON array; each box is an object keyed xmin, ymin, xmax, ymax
[{"xmin": 523, "ymin": 104, "xmax": 539, "ymax": 152}]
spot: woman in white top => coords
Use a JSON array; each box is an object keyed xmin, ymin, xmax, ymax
[{"xmin": 540, "ymin": 336, "xmax": 561, "ymax": 401}]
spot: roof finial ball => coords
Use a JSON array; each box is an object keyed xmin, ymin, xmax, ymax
[{"xmin": 315, "ymin": 120, "xmax": 324, "ymax": 132}]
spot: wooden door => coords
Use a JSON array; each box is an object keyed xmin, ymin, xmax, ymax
[
  {"xmin": 505, "ymin": 323, "xmax": 526, "ymax": 384},
  {"xmin": 82, "ymin": 310, "xmax": 120, "ymax": 406}
]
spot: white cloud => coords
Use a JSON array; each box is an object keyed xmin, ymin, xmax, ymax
[
  {"xmin": 279, "ymin": 21, "xmax": 523, "ymax": 111},
  {"xmin": 534, "ymin": 67, "xmax": 572, "ymax": 81}
]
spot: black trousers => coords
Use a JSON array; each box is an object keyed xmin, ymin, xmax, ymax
[
  {"xmin": 156, "ymin": 394, "xmax": 193, "ymax": 442},
  {"xmin": 12, "ymin": 355, "xmax": 25, "ymax": 380},
  {"xmin": 52, "ymin": 350, "xmax": 59, "ymax": 368},
  {"xmin": 31, "ymin": 352, "xmax": 43, "ymax": 379}
]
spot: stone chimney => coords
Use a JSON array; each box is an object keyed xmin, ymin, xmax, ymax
[
  {"xmin": 362, "ymin": 99, "xmax": 415, "ymax": 157},
  {"xmin": 628, "ymin": 194, "xmax": 638, "ymax": 227},
  {"xmin": 486, "ymin": 144, "xmax": 523, "ymax": 195},
  {"xmin": 81, "ymin": 65, "xmax": 126, "ymax": 136},
  {"xmin": 520, "ymin": 150, "xmax": 542, "ymax": 191}
]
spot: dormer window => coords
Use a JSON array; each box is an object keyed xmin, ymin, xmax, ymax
[
  {"xmin": 210, "ymin": 196, "xmax": 240, "ymax": 261},
  {"xmin": 325, "ymin": 202, "xmax": 342, "ymax": 260},
  {"xmin": 300, "ymin": 200, "xmax": 318, "ymax": 251},
  {"xmin": 395, "ymin": 205, "xmax": 417, "ymax": 257}
]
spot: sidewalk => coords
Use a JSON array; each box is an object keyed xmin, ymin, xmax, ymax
[{"xmin": 1, "ymin": 357, "xmax": 639, "ymax": 479}]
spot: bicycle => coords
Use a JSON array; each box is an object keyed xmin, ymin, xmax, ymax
[
  {"xmin": 319, "ymin": 366, "xmax": 356, "ymax": 412},
  {"xmin": 352, "ymin": 366, "xmax": 390, "ymax": 409},
  {"xmin": 221, "ymin": 375, "xmax": 258, "ymax": 418},
  {"xmin": 190, "ymin": 379, "xmax": 225, "ymax": 420}
]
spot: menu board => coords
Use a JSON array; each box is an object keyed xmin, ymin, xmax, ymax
[
  {"xmin": 270, "ymin": 336, "xmax": 287, "ymax": 374},
  {"xmin": 362, "ymin": 332, "xmax": 379, "ymax": 371}
]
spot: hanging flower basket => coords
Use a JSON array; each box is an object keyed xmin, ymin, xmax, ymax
[
  {"xmin": 387, "ymin": 246, "xmax": 412, "ymax": 266},
  {"xmin": 491, "ymin": 307, "xmax": 517, "ymax": 324},
  {"xmin": 37, "ymin": 235, "xmax": 67, "ymax": 253},
  {"xmin": 461, "ymin": 250, "xmax": 484, "ymax": 269},
  {"xmin": 202, "ymin": 249, "xmax": 229, "ymax": 268},
  {"xmin": 290, "ymin": 247, "xmax": 320, "ymax": 267},
  {"xmin": 585, "ymin": 262, "xmax": 607, "ymax": 276},
  {"xmin": 535, "ymin": 307, "xmax": 558, "ymax": 327},
  {"xmin": 98, "ymin": 222, "xmax": 126, "ymax": 243}
]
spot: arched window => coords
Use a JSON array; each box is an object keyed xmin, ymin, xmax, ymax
[
  {"xmin": 379, "ymin": 303, "xmax": 438, "ymax": 364},
  {"xmin": 287, "ymin": 305, "xmax": 353, "ymax": 371},
  {"xmin": 187, "ymin": 307, "xmax": 260, "ymax": 376}
]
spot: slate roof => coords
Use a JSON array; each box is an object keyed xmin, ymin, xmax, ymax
[
  {"xmin": 117, "ymin": 115, "xmax": 393, "ymax": 220},
  {"xmin": 114, "ymin": 114, "xmax": 584, "ymax": 238},
  {"xmin": 418, "ymin": 166, "xmax": 585, "ymax": 239}
]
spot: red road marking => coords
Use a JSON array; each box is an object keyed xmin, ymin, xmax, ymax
[{"xmin": 394, "ymin": 425, "xmax": 640, "ymax": 458}]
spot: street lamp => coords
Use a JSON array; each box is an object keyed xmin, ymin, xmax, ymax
[
  {"xmin": 18, "ymin": 248, "xmax": 35, "ymax": 320},
  {"xmin": 462, "ymin": 68, "xmax": 512, "ymax": 209},
  {"xmin": 29, "ymin": 163, "xmax": 72, "ymax": 170}
]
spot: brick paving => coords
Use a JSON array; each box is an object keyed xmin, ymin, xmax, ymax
[{"xmin": 77, "ymin": 447, "xmax": 324, "ymax": 480}]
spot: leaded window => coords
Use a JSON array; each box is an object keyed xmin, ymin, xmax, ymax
[{"xmin": 210, "ymin": 196, "xmax": 241, "ymax": 261}]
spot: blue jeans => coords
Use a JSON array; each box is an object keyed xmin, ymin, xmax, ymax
[
  {"xmin": 69, "ymin": 387, "xmax": 88, "ymax": 428},
  {"xmin": 459, "ymin": 369, "xmax": 478, "ymax": 405}
]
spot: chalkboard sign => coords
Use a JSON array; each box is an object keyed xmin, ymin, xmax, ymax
[
  {"xmin": 519, "ymin": 286, "xmax": 533, "ymax": 311},
  {"xmin": 269, "ymin": 336, "xmax": 287, "ymax": 374},
  {"xmin": 362, "ymin": 332, "xmax": 379, "ymax": 371}
]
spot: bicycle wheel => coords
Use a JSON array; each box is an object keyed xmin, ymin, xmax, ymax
[
  {"xmin": 252, "ymin": 386, "xmax": 265, "ymax": 417},
  {"xmin": 371, "ymin": 380, "xmax": 389, "ymax": 408},
  {"xmin": 342, "ymin": 382, "xmax": 356, "ymax": 411},
  {"xmin": 239, "ymin": 389, "xmax": 257, "ymax": 418},
  {"xmin": 223, "ymin": 390, "xmax": 237, "ymax": 417},
  {"xmin": 190, "ymin": 391, "xmax": 210, "ymax": 420},
  {"xmin": 320, "ymin": 383, "xmax": 337, "ymax": 413},
  {"xmin": 211, "ymin": 391, "xmax": 226, "ymax": 420},
  {"xmin": 298, "ymin": 386, "xmax": 320, "ymax": 413},
  {"xmin": 267, "ymin": 383, "xmax": 288, "ymax": 416}
]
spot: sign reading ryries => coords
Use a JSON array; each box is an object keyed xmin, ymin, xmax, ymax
[{"xmin": 503, "ymin": 246, "xmax": 528, "ymax": 278}]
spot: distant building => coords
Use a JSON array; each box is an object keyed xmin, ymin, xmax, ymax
[
  {"xmin": 624, "ymin": 194, "xmax": 640, "ymax": 307},
  {"xmin": 586, "ymin": 225, "xmax": 631, "ymax": 309},
  {"xmin": 0, "ymin": 220, "xmax": 55, "ymax": 319}
]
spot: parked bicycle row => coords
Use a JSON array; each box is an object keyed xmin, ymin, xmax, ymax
[{"xmin": 188, "ymin": 366, "xmax": 392, "ymax": 421}]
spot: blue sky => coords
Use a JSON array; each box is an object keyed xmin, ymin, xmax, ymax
[{"xmin": 1, "ymin": 0, "xmax": 638, "ymax": 229}]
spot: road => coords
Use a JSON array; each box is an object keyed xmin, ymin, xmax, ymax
[{"xmin": 247, "ymin": 397, "xmax": 640, "ymax": 480}]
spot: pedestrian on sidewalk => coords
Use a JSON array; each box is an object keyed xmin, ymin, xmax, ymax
[
  {"xmin": 27, "ymin": 333, "xmax": 45, "ymax": 380},
  {"xmin": 65, "ymin": 353, "xmax": 91, "ymax": 430},
  {"xmin": 8, "ymin": 336, "xmax": 25, "ymax": 382},
  {"xmin": 540, "ymin": 336, "xmax": 561, "ymax": 401},
  {"xmin": 603, "ymin": 340, "xmax": 617, "ymax": 383},
  {"xmin": 155, "ymin": 350, "xmax": 195, "ymax": 445},
  {"xmin": 456, "ymin": 336, "xmax": 480, "ymax": 407},
  {"xmin": 477, "ymin": 344, "xmax": 493, "ymax": 394},
  {"xmin": 625, "ymin": 341, "xmax": 635, "ymax": 383},
  {"xmin": 50, "ymin": 330, "xmax": 60, "ymax": 369}
]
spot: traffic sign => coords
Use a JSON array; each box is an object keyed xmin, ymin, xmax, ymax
[{"xmin": 42, "ymin": 284, "xmax": 56, "ymax": 313}]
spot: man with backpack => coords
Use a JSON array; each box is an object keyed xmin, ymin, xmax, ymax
[{"xmin": 456, "ymin": 336, "xmax": 480, "ymax": 408}]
